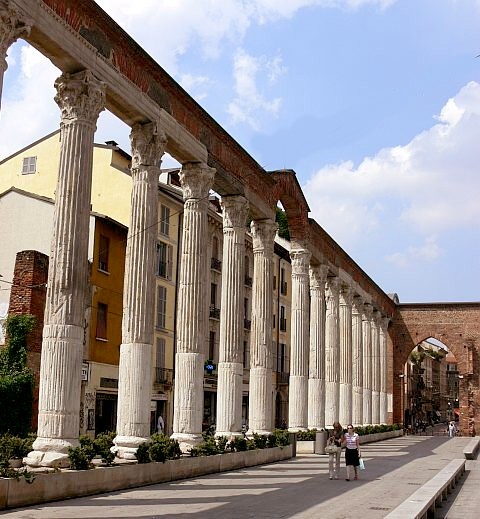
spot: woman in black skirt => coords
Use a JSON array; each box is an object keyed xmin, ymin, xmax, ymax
[{"xmin": 344, "ymin": 424, "xmax": 361, "ymax": 480}]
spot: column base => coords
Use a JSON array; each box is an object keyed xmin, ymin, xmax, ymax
[
  {"xmin": 215, "ymin": 431, "xmax": 243, "ymax": 439},
  {"xmin": 170, "ymin": 432, "xmax": 203, "ymax": 453},
  {"xmin": 246, "ymin": 429, "xmax": 272, "ymax": 438},
  {"xmin": 288, "ymin": 427, "xmax": 307, "ymax": 433},
  {"xmin": 24, "ymin": 437, "xmax": 77, "ymax": 468},
  {"xmin": 113, "ymin": 435, "xmax": 150, "ymax": 460}
]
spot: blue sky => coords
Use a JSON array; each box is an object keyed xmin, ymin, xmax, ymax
[{"xmin": 0, "ymin": 0, "xmax": 478, "ymax": 303}]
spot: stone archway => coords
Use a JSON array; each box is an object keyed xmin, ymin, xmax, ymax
[{"xmin": 390, "ymin": 303, "xmax": 480, "ymax": 435}]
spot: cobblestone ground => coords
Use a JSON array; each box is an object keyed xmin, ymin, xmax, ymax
[{"xmin": 2, "ymin": 436, "xmax": 478, "ymax": 519}]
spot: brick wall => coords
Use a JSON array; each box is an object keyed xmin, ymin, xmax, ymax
[{"xmin": 8, "ymin": 250, "xmax": 49, "ymax": 431}]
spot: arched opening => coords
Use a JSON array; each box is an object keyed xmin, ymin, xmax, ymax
[{"xmin": 398, "ymin": 337, "xmax": 459, "ymax": 435}]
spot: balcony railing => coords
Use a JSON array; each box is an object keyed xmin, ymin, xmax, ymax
[
  {"xmin": 155, "ymin": 368, "xmax": 173, "ymax": 385},
  {"xmin": 211, "ymin": 257, "xmax": 222, "ymax": 271},
  {"xmin": 244, "ymin": 275, "xmax": 253, "ymax": 287},
  {"xmin": 244, "ymin": 318, "xmax": 251, "ymax": 330},
  {"xmin": 210, "ymin": 305, "xmax": 220, "ymax": 319}
]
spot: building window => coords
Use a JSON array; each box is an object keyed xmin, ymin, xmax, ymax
[
  {"xmin": 96, "ymin": 303, "xmax": 107, "ymax": 340},
  {"xmin": 279, "ymin": 343, "xmax": 287, "ymax": 373},
  {"xmin": 280, "ymin": 305, "xmax": 287, "ymax": 332},
  {"xmin": 156, "ymin": 286, "xmax": 167, "ymax": 329},
  {"xmin": 21, "ymin": 156, "xmax": 36, "ymax": 175},
  {"xmin": 160, "ymin": 205, "xmax": 170, "ymax": 236},
  {"xmin": 273, "ymin": 275, "xmax": 277, "ymax": 291},
  {"xmin": 98, "ymin": 235, "xmax": 110, "ymax": 272},
  {"xmin": 211, "ymin": 236, "xmax": 222, "ymax": 271},
  {"xmin": 156, "ymin": 241, "xmax": 173, "ymax": 279},
  {"xmin": 156, "ymin": 337, "xmax": 165, "ymax": 369},
  {"xmin": 280, "ymin": 267, "xmax": 287, "ymax": 295},
  {"xmin": 243, "ymin": 340, "xmax": 249, "ymax": 368},
  {"xmin": 210, "ymin": 283, "xmax": 217, "ymax": 307},
  {"xmin": 209, "ymin": 331, "xmax": 215, "ymax": 361}
]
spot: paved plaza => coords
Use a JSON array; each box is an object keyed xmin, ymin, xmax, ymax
[{"xmin": 1, "ymin": 436, "xmax": 478, "ymax": 519}]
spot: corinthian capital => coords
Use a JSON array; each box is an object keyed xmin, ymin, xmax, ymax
[
  {"xmin": 130, "ymin": 122, "xmax": 167, "ymax": 170},
  {"xmin": 352, "ymin": 295, "xmax": 364, "ymax": 315},
  {"xmin": 250, "ymin": 219, "xmax": 277, "ymax": 252},
  {"xmin": 325, "ymin": 276, "xmax": 340, "ymax": 304},
  {"xmin": 339, "ymin": 285, "xmax": 355, "ymax": 307},
  {"xmin": 290, "ymin": 247, "xmax": 311, "ymax": 276},
  {"xmin": 180, "ymin": 162, "xmax": 215, "ymax": 200},
  {"xmin": 221, "ymin": 195, "xmax": 249, "ymax": 229},
  {"xmin": 309, "ymin": 264, "xmax": 329, "ymax": 290},
  {"xmin": 54, "ymin": 70, "xmax": 106, "ymax": 126},
  {"xmin": 0, "ymin": 5, "xmax": 31, "ymax": 61}
]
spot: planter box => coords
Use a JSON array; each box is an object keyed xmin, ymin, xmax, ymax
[
  {"xmin": 1, "ymin": 445, "xmax": 293, "ymax": 510},
  {"xmin": 359, "ymin": 430, "xmax": 403, "ymax": 444},
  {"xmin": 297, "ymin": 440, "xmax": 315, "ymax": 454}
]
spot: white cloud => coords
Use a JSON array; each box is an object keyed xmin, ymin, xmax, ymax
[
  {"xmin": 0, "ymin": 44, "xmax": 58, "ymax": 159},
  {"xmin": 179, "ymin": 74, "xmax": 212, "ymax": 101},
  {"xmin": 386, "ymin": 236, "xmax": 442, "ymax": 268},
  {"xmin": 227, "ymin": 49, "xmax": 285, "ymax": 129},
  {"xmin": 303, "ymin": 81, "xmax": 480, "ymax": 250}
]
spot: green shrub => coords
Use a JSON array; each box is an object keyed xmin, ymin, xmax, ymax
[
  {"xmin": 296, "ymin": 429, "xmax": 317, "ymax": 441},
  {"xmin": 135, "ymin": 442, "xmax": 151, "ymax": 464},
  {"xmin": 94, "ymin": 431, "xmax": 116, "ymax": 465},
  {"xmin": 68, "ymin": 445, "xmax": 94, "ymax": 470},
  {"xmin": 0, "ymin": 315, "xmax": 36, "ymax": 436},
  {"xmin": 229, "ymin": 436, "xmax": 247, "ymax": 452},
  {"xmin": 150, "ymin": 433, "xmax": 181, "ymax": 461},
  {"xmin": 270, "ymin": 429, "xmax": 290, "ymax": 447}
]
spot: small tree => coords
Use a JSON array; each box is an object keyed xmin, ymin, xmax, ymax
[{"xmin": 0, "ymin": 315, "xmax": 36, "ymax": 436}]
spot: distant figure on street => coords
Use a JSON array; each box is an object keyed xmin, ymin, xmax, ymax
[
  {"xmin": 344, "ymin": 424, "xmax": 361, "ymax": 481},
  {"xmin": 448, "ymin": 421, "xmax": 456, "ymax": 438},
  {"xmin": 157, "ymin": 414, "xmax": 165, "ymax": 434}
]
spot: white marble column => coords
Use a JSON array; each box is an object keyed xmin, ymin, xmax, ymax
[
  {"xmin": 352, "ymin": 296, "xmax": 363, "ymax": 427},
  {"xmin": 288, "ymin": 245, "xmax": 311, "ymax": 431},
  {"xmin": 325, "ymin": 276, "xmax": 340, "ymax": 428},
  {"xmin": 380, "ymin": 316, "xmax": 389, "ymax": 424},
  {"xmin": 339, "ymin": 285, "xmax": 354, "ymax": 427},
  {"xmin": 0, "ymin": 5, "xmax": 30, "ymax": 109},
  {"xmin": 308, "ymin": 264, "xmax": 328, "ymax": 430},
  {"xmin": 172, "ymin": 162, "xmax": 215, "ymax": 451},
  {"xmin": 113, "ymin": 123, "xmax": 166, "ymax": 459},
  {"xmin": 371, "ymin": 310, "xmax": 381, "ymax": 425},
  {"xmin": 362, "ymin": 303, "xmax": 372, "ymax": 425},
  {"xmin": 215, "ymin": 196, "xmax": 248, "ymax": 438},
  {"xmin": 26, "ymin": 71, "xmax": 105, "ymax": 468},
  {"xmin": 248, "ymin": 219, "xmax": 277, "ymax": 435}
]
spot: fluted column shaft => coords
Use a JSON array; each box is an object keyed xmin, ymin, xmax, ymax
[
  {"xmin": 0, "ymin": 6, "xmax": 31, "ymax": 109},
  {"xmin": 380, "ymin": 317, "xmax": 389, "ymax": 424},
  {"xmin": 114, "ymin": 123, "xmax": 167, "ymax": 459},
  {"xmin": 308, "ymin": 265, "xmax": 328, "ymax": 430},
  {"xmin": 215, "ymin": 196, "xmax": 248, "ymax": 437},
  {"xmin": 26, "ymin": 71, "xmax": 105, "ymax": 468},
  {"xmin": 371, "ymin": 311, "xmax": 381, "ymax": 425},
  {"xmin": 172, "ymin": 162, "xmax": 215, "ymax": 450},
  {"xmin": 288, "ymin": 246, "xmax": 311, "ymax": 431},
  {"xmin": 362, "ymin": 304, "xmax": 373, "ymax": 424},
  {"xmin": 339, "ymin": 286, "xmax": 354, "ymax": 427},
  {"xmin": 352, "ymin": 297, "xmax": 364, "ymax": 427},
  {"xmin": 248, "ymin": 219, "xmax": 277, "ymax": 435},
  {"xmin": 325, "ymin": 276, "xmax": 340, "ymax": 428}
]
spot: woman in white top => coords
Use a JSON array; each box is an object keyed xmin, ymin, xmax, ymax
[{"xmin": 344, "ymin": 424, "xmax": 361, "ymax": 481}]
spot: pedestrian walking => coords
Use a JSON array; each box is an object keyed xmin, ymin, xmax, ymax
[
  {"xmin": 448, "ymin": 421, "xmax": 456, "ymax": 438},
  {"xmin": 157, "ymin": 414, "xmax": 165, "ymax": 434},
  {"xmin": 327, "ymin": 421, "xmax": 344, "ymax": 480},
  {"xmin": 344, "ymin": 424, "xmax": 361, "ymax": 481}
]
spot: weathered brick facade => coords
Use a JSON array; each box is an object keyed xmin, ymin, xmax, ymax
[
  {"xmin": 8, "ymin": 250, "xmax": 49, "ymax": 431},
  {"xmin": 390, "ymin": 303, "xmax": 480, "ymax": 435}
]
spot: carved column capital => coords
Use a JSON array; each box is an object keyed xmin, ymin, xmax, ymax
[
  {"xmin": 54, "ymin": 70, "xmax": 106, "ymax": 127},
  {"xmin": 381, "ymin": 316, "xmax": 390, "ymax": 331},
  {"xmin": 130, "ymin": 122, "xmax": 167, "ymax": 170},
  {"xmin": 362, "ymin": 303, "xmax": 373, "ymax": 321},
  {"xmin": 325, "ymin": 276, "xmax": 340, "ymax": 304},
  {"xmin": 251, "ymin": 219, "xmax": 277, "ymax": 253},
  {"xmin": 220, "ymin": 195, "xmax": 249, "ymax": 229},
  {"xmin": 0, "ymin": 4, "xmax": 31, "ymax": 67},
  {"xmin": 352, "ymin": 295, "xmax": 364, "ymax": 315},
  {"xmin": 339, "ymin": 285, "xmax": 355, "ymax": 307},
  {"xmin": 309, "ymin": 264, "xmax": 329, "ymax": 289},
  {"xmin": 180, "ymin": 162, "xmax": 215, "ymax": 200},
  {"xmin": 290, "ymin": 247, "xmax": 311, "ymax": 276}
]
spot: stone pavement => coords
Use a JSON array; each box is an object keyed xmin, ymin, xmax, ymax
[{"xmin": 1, "ymin": 436, "xmax": 478, "ymax": 519}]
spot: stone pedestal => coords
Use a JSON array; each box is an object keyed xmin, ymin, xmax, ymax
[
  {"xmin": 215, "ymin": 196, "xmax": 248, "ymax": 438},
  {"xmin": 324, "ymin": 276, "xmax": 340, "ymax": 428},
  {"xmin": 26, "ymin": 71, "xmax": 105, "ymax": 468},
  {"xmin": 247, "ymin": 219, "xmax": 276, "ymax": 435},
  {"xmin": 288, "ymin": 246, "xmax": 311, "ymax": 431},
  {"xmin": 308, "ymin": 265, "xmax": 328, "ymax": 430},
  {"xmin": 113, "ymin": 123, "xmax": 166, "ymax": 459},
  {"xmin": 171, "ymin": 162, "xmax": 215, "ymax": 451}
]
